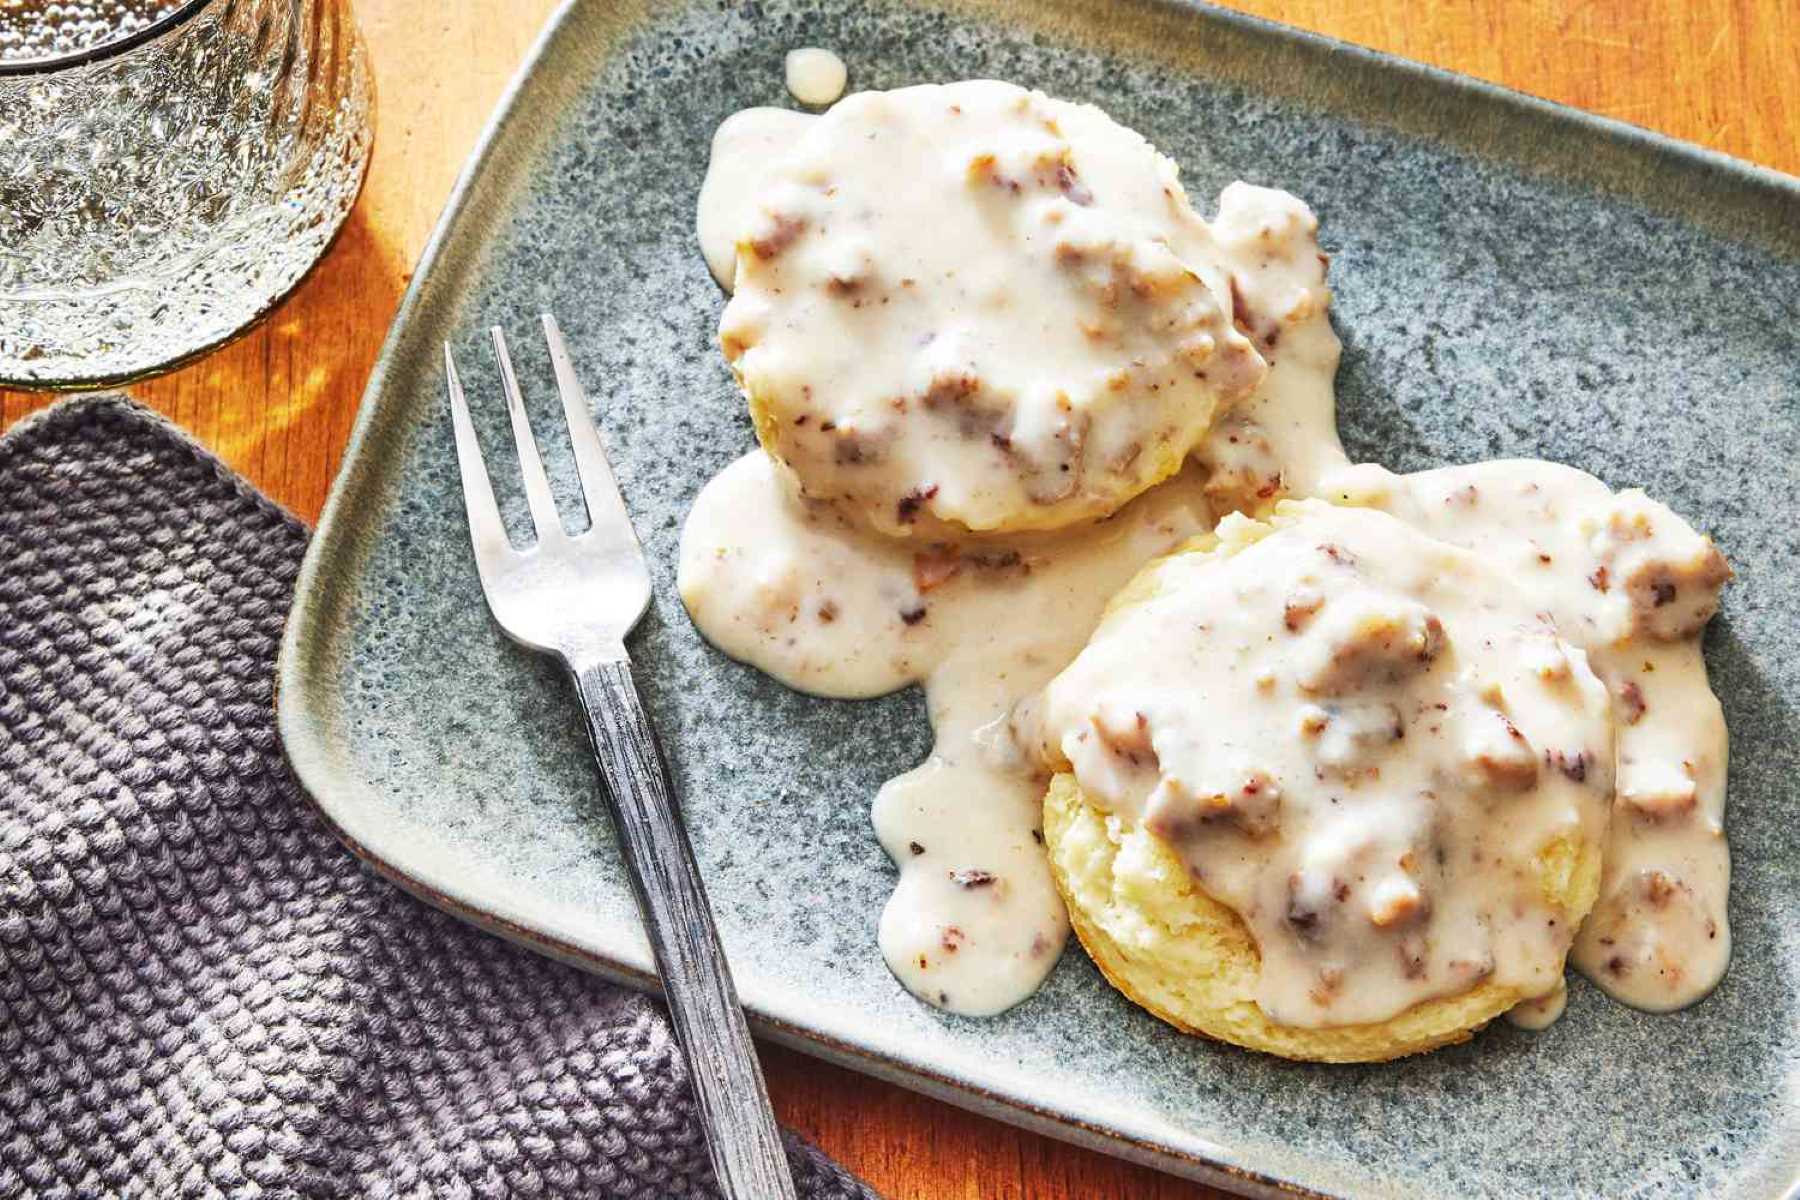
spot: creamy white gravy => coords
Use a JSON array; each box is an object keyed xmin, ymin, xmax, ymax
[
  {"xmin": 1506, "ymin": 977, "xmax": 1567, "ymax": 1030},
  {"xmin": 719, "ymin": 81, "xmax": 1264, "ymax": 537},
  {"xmin": 784, "ymin": 47, "xmax": 847, "ymax": 107},
  {"xmin": 1320, "ymin": 461, "xmax": 1732, "ymax": 1011},
  {"xmin": 696, "ymin": 107, "xmax": 818, "ymax": 290},
  {"xmin": 681, "ymin": 76, "xmax": 1732, "ymax": 1026}
]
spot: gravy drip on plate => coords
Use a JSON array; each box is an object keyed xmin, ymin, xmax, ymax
[
  {"xmin": 1195, "ymin": 183, "xmax": 1346, "ymax": 506},
  {"xmin": 1321, "ymin": 461, "xmax": 1732, "ymax": 1012},
  {"xmin": 784, "ymin": 47, "xmax": 848, "ymax": 107},
  {"xmin": 681, "ymin": 452, "xmax": 1217, "ymax": 1013},
  {"xmin": 1036, "ymin": 502, "xmax": 1615, "ymax": 1027},
  {"xmin": 696, "ymin": 107, "xmax": 818, "ymax": 290},
  {"xmin": 1507, "ymin": 978, "xmax": 1567, "ymax": 1030}
]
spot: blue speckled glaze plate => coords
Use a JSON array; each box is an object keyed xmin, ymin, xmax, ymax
[{"xmin": 276, "ymin": 1, "xmax": 1800, "ymax": 1195}]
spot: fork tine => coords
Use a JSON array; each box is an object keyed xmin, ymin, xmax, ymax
[
  {"xmin": 444, "ymin": 343, "xmax": 514, "ymax": 570},
  {"xmin": 541, "ymin": 313, "xmax": 642, "ymax": 552},
  {"xmin": 490, "ymin": 325, "xmax": 565, "ymax": 540}
]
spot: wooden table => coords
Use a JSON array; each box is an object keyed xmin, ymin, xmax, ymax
[{"xmin": 5, "ymin": 3, "xmax": 1794, "ymax": 1196}]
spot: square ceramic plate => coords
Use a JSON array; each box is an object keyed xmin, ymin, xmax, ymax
[{"xmin": 276, "ymin": 1, "xmax": 1800, "ymax": 1195}]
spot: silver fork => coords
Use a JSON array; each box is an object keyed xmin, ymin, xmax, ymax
[{"xmin": 444, "ymin": 315, "xmax": 797, "ymax": 1200}]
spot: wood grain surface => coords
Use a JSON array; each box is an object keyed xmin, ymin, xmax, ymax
[{"xmin": 4, "ymin": 3, "xmax": 1795, "ymax": 1197}]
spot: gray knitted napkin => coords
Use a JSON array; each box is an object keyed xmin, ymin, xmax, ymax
[{"xmin": 0, "ymin": 396, "xmax": 876, "ymax": 1200}]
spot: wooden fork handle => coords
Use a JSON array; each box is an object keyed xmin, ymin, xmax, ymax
[{"xmin": 570, "ymin": 657, "xmax": 799, "ymax": 1200}]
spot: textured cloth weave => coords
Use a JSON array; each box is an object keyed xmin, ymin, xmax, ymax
[{"xmin": 0, "ymin": 396, "xmax": 874, "ymax": 1200}]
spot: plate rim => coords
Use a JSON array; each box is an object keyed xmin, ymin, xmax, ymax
[{"xmin": 274, "ymin": 1, "xmax": 1800, "ymax": 1196}]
